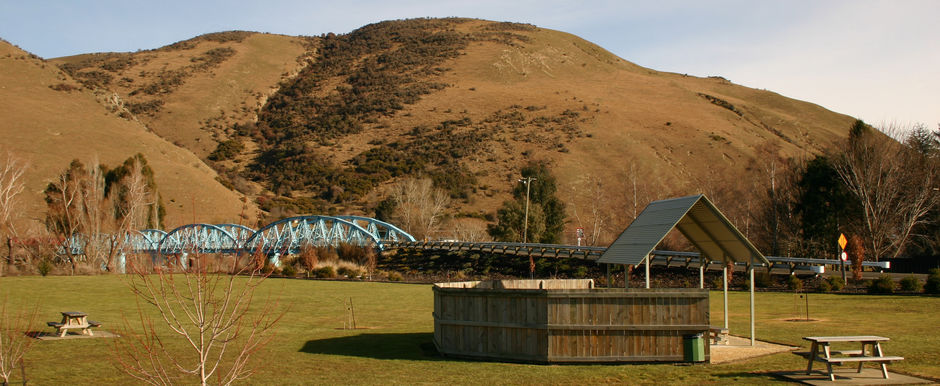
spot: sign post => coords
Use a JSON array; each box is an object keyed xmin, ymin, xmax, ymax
[
  {"xmin": 576, "ymin": 227, "xmax": 584, "ymax": 246},
  {"xmin": 838, "ymin": 233, "xmax": 848, "ymax": 283}
]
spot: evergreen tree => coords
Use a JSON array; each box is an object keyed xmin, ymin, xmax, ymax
[
  {"xmin": 796, "ymin": 156, "xmax": 860, "ymax": 257},
  {"xmin": 488, "ymin": 162, "xmax": 566, "ymax": 243}
]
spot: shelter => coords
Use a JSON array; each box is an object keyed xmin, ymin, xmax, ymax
[{"xmin": 598, "ymin": 194, "xmax": 769, "ymax": 345}]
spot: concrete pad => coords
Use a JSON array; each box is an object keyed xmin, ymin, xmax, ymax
[
  {"xmin": 776, "ymin": 368, "xmax": 932, "ymax": 385},
  {"xmin": 710, "ymin": 335, "xmax": 798, "ymax": 364},
  {"xmin": 33, "ymin": 330, "xmax": 120, "ymax": 340}
]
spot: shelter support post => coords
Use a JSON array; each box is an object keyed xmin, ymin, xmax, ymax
[
  {"xmin": 698, "ymin": 258, "xmax": 704, "ymax": 289},
  {"xmin": 723, "ymin": 265, "xmax": 728, "ymax": 330},
  {"xmin": 645, "ymin": 255, "xmax": 650, "ymax": 289},
  {"xmin": 749, "ymin": 265, "xmax": 755, "ymax": 347},
  {"xmin": 606, "ymin": 264, "xmax": 611, "ymax": 288},
  {"xmin": 624, "ymin": 265, "xmax": 629, "ymax": 289}
]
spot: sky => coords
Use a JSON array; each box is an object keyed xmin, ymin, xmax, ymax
[{"xmin": 1, "ymin": 0, "xmax": 937, "ymax": 129}]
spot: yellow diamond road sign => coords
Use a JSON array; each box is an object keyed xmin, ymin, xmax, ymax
[{"xmin": 838, "ymin": 233, "xmax": 847, "ymax": 250}]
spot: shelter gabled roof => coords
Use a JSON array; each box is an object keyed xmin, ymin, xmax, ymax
[{"xmin": 598, "ymin": 194, "xmax": 768, "ymax": 266}]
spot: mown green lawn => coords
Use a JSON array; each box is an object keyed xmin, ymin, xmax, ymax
[{"xmin": 1, "ymin": 275, "xmax": 937, "ymax": 384}]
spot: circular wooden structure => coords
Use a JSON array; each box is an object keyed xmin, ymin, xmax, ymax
[{"xmin": 432, "ymin": 279, "xmax": 710, "ymax": 363}]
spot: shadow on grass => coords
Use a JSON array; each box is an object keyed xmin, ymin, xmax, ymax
[
  {"xmin": 713, "ymin": 370, "xmax": 785, "ymax": 383},
  {"xmin": 300, "ymin": 332, "xmax": 442, "ymax": 361}
]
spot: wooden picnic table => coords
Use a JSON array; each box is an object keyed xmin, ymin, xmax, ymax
[
  {"xmin": 47, "ymin": 311, "xmax": 101, "ymax": 337},
  {"xmin": 803, "ymin": 336, "xmax": 904, "ymax": 381}
]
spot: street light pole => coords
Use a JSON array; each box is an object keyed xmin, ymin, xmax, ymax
[
  {"xmin": 519, "ymin": 176, "xmax": 537, "ymax": 279},
  {"xmin": 519, "ymin": 177, "xmax": 537, "ymax": 244}
]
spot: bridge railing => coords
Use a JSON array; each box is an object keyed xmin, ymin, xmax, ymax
[{"xmin": 390, "ymin": 240, "xmax": 606, "ymax": 260}]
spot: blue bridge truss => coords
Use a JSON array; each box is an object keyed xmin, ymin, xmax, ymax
[{"xmin": 62, "ymin": 215, "xmax": 415, "ymax": 259}]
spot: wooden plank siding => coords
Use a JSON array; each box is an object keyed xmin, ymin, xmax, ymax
[{"xmin": 433, "ymin": 280, "xmax": 709, "ymax": 363}]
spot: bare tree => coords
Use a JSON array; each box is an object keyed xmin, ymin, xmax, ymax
[
  {"xmin": 114, "ymin": 255, "xmax": 281, "ymax": 385},
  {"xmin": 832, "ymin": 122, "xmax": 940, "ymax": 260},
  {"xmin": 0, "ymin": 299, "xmax": 38, "ymax": 385},
  {"xmin": 44, "ymin": 164, "xmax": 86, "ymax": 274},
  {"xmin": 628, "ymin": 163, "xmax": 640, "ymax": 220},
  {"xmin": 388, "ymin": 178, "xmax": 450, "ymax": 240},
  {"xmin": 79, "ymin": 157, "xmax": 110, "ymax": 271},
  {"xmin": 0, "ymin": 152, "xmax": 26, "ymax": 277},
  {"xmin": 448, "ymin": 220, "xmax": 487, "ymax": 242},
  {"xmin": 749, "ymin": 152, "xmax": 810, "ymax": 257},
  {"xmin": 567, "ymin": 174, "xmax": 608, "ymax": 246},
  {"xmin": 754, "ymin": 141, "xmax": 785, "ymax": 255},
  {"xmin": 606, "ymin": 161, "xmax": 656, "ymax": 242},
  {"xmin": 692, "ymin": 165, "xmax": 755, "ymax": 239},
  {"xmin": 904, "ymin": 123, "xmax": 940, "ymax": 255}
]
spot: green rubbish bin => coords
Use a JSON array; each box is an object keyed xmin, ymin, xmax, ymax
[{"xmin": 683, "ymin": 333, "xmax": 705, "ymax": 362}]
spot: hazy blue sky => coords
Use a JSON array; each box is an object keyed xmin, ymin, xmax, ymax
[{"xmin": 1, "ymin": 0, "xmax": 937, "ymax": 128}]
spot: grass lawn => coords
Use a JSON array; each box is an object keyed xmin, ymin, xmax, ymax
[{"xmin": 1, "ymin": 275, "xmax": 937, "ymax": 384}]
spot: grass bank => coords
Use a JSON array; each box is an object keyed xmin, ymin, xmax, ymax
[{"xmin": 0, "ymin": 275, "xmax": 936, "ymax": 384}]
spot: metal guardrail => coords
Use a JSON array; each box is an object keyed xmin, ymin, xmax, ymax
[{"xmin": 766, "ymin": 255, "xmax": 890, "ymax": 270}]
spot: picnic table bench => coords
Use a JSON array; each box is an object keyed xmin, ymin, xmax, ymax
[
  {"xmin": 47, "ymin": 311, "xmax": 101, "ymax": 337},
  {"xmin": 803, "ymin": 336, "xmax": 903, "ymax": 381}
]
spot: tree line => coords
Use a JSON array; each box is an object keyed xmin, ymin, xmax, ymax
[{"xmin": 752, "ymin": 121, "xmax": 939, "ymax": 264}]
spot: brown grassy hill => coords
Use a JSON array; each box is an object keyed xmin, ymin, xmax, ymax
[
  {"xmin": 434, "ymin": 22, "xmax": 853, "ymax": 237},
  {"xmin": 214, "ymin": 19, "xmax": 853, "ymax": 242},
  {"xmin": 0, "ymin": 40, "xmax": 254, "ymax": 231},
  {"xmin": 15, "ymin": 18, "xmax": 857, "ymax": 244},
  {"xmin": 51, "ymin": 31, "xmax": 312, "ymax": 159},
  {"xmin": 422, "ymin": 22, "xmax": 849, "ymax": 195}
]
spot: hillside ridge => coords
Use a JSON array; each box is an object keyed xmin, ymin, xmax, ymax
[
  {"xmin": 3, "ymin": 18, "xmax": 856, "ymax": 243},
  {"xmin": 0, "ymin": 38, "xmax": 255, "ymax": 230}
]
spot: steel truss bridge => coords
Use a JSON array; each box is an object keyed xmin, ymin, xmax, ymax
[{"xmin": 65, "ymin": 215, "xmax": 414, "ymax": 258}]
